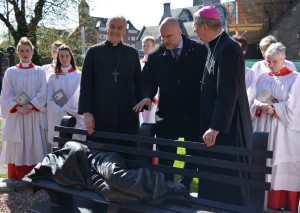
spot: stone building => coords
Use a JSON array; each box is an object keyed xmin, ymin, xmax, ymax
[{"xmin": 221, "ymin": 0, "xmax": 300, "ymax": 59}]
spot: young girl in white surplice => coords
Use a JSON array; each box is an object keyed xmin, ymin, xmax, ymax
[
  {"xmin": 0, "ymin": 37, "xmax": 49, "ymax": 180},
  {"xmin": 47, "ymin": 45, "xmax": 85, "ymax": 150}
]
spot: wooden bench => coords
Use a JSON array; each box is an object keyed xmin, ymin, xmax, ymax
[{"xmin": 23, "ymin": 116, "xmax": 273, "ymax": 213}]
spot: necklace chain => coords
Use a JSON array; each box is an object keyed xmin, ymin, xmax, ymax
[
  {"xmin": 106, "ymin": 44, "xmax": 122, "ymax": 83},
  {"xmin": 201, "ymin": 33, "xmax": 222, "ymax": 91}
]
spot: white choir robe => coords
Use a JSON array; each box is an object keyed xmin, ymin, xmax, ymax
[
  {"xmin": 47, "ymin": 69, "xmax": 85, "ymax": 147},
  {"xmin": 251, "ymin": 59, "xmax": 297, "ymax": 83},
  {"xmin": 0, "ymin": 64, "xmax": 49, "ymax": 166},
  {"xmin": 247, "ymin": 71, "xmax": 300, "ymax": 191},
  {"xmin": 245, "ymin": 66, "xmax": 255, "ymax": 90},
  {"xmin": 139, "ymin": 58, "xmax": 158, "ymax": 124},
  {"xmin": 42, "ymin": 62, "xmax": 55, "ymax": 80}
]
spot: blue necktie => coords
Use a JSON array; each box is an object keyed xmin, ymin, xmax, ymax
[{"xmin": 172, "ymin": 48, "xmax": 180, "ymax": 61}]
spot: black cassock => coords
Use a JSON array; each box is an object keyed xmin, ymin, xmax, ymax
[
  {"xmin": 79, "ymin": 41, "xmax": 141, "ymax": 136},
  {"xmin": 198, "ymin": 31, "xmax": 253, "ymax": 205}
]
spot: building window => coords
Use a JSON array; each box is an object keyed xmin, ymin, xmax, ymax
[
  {"xmin": 128, "ymin": 29, "xmax": 137, "ymax": 33},
  {"xmin": 99, "ymin": 34, "xmax": 107, "ymax": 39},
  {"xmin": 131, "ymin": 36, "xmax": 136, "ymax": 41},
  {"xmin": 128, "ymin": 36, "xmax": 131, "ymax": 41},
  {"xmin": 99, "ymin": 27, "xmax": 106, "ymax": 31},
  {"xmin": 179, "ymin": 11, "xmax": 190, "ymax": 22}
]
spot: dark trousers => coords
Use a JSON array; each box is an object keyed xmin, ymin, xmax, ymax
[{"xmin": 156, "ymin": 127, "xmax": 199, "ymax": 190}]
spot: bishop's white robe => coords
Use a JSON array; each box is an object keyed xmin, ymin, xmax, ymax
[
  {"xmin": 47, "ymin": 67, "xmax": 85, "ymax": 146},
  {"xmin": 247, "ymin": 70, "xmax": 300, "ymax": 191},
  {"xmin": 0, "ymin": 63, "xmax": 49, "ymax": 166}
]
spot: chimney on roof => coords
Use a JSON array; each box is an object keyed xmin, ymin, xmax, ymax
[{"xmin": 163, "ymin": 3, "xmax": 171, "ymax": 18}]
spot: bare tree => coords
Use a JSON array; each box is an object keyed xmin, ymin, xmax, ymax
[{"xmin": 0, "ymin": 0, "xmax": 81, "ymax": 64}]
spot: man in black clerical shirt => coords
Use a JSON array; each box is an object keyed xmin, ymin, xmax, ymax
[
  {"xmin": 78, "ymin": 15, "xmax": 141, "ymax": 138},
  {"xmin": 193, "ymin": 6, "xmax": 253, "ymax": 205},
  {"xmin": 133, "ymin": 17, "xmax": 207, "ymax": 190}
]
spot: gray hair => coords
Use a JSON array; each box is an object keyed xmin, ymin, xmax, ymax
[
  {"xmin": 106, "ymin": 15, "xmax": 127, "ymax": 28},
  {"xmin": 193, "ymin": 13, "xmax": 221, "ymax": 30},
  {"xmin": 265, "ymin": 42, "xmax": 286, "ymax": 58},
  {"xmin": 259, "ymin": 35, "xmax": 277, "ymax": 50}
]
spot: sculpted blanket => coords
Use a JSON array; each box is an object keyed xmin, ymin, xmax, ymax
[{"xmin": 26, "ymin": 141, "xmax": 189, "ymax": 204}]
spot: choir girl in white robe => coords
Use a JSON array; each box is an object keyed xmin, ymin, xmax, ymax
[
  {"xmin": 247, "ymin": 42, "xmax": 300, "ymax": 212},
  {"xmin": 0, "ymin": 37, "xmax": 49, "ymax": 181},
  {"xmin": 139, "ymin": 36, "xmax": 157, "ymax": 124},
  {"xmin": 251, "ymin": 35, "xmax": 297, "ymax": 83},
  {"xmin": 42, "ymin": 41, "xmax": 64, "ymax": 80},
  {"xmin": 47, "ymin": 44, "xmax": 85, "ymax": 149}
]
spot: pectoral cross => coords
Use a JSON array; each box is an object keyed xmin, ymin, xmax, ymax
[{"xmin": 112, "ymin": 70, "xmax": 119, "ymax": 83}]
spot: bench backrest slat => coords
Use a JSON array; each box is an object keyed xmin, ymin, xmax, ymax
[{"xmin": 54, "ymin": 126, "xmax": 272, "ymax": 158}]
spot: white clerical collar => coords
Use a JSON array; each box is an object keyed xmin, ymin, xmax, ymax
[
  {"xmin": 61, "ymin": 64, "xmax": 72, "ymax": 73},
  {"xmin": 20, "ymin": 61, "xmax": 31, "ymax": 67}
]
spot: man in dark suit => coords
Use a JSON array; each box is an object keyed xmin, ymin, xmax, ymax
[{"xmin": 133, "ymin": 17, "xmax": 207, "ymax": 189}]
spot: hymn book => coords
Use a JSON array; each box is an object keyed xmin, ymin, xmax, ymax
[
  {"xmin": 52, "ymin": 89, "xmax": 69, "ymax": 107},
  {"xmin": 259, "ymin": 89, "xmax": 279, "ymax": 105},
  {"xmin": 13, "ymin": 91, "xmax": 32, "ymax": 105}
]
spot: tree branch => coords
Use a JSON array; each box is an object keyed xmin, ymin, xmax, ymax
[
  {"xmin": 29, "ymin": 0, "xmax": 46, "ymax": 29},
  {"xmin": 0, "ymin": 12, "xmax": 16, "ymax": 37}
]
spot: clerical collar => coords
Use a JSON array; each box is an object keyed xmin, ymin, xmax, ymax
[
  {"xmin": 269, "ymin": 66, "xmax": 293, "ymax": 76},
  {"xmin": 106, "ymin": 40, "xmax": 122, "ymax": 47},
  {"xmin": 59, "ymin": 65, "xmax": 76, "ymax": 74},
  {"xmin": 16, "ymin": 62, "xmax": 35, "ymax": 69}
]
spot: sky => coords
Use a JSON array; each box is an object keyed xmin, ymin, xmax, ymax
[
  {"xmin": 0, "ymin": 0, "xmax": 195, "ymax": 42},
  {"xmin": 89, "ymin": 0, "xmax": 194, "ymax": 30}
]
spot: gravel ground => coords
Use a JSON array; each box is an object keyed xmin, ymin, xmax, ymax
[
  {"xmin": 0, "ymin": 190, "xmax": 49, "ymax": 213},
  {"xmin": 0, "ymin": 132, "xmax": 50, "ymax": 213}
]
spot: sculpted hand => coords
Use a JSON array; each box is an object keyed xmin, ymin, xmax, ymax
[
  {"xmin": 202, "ymin": 128, "xmax": 219, "ymax": 147},
  {"xmin": 84, "ymin": 113, "xmax": 95, "ymax": 134},
  {"xmin": 17, "ymin": 105, "xmax": 32, "ymax": 114},
  {"xmin": 132, "ymin": 98, "xmax": 152, "ymax": 112}
]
